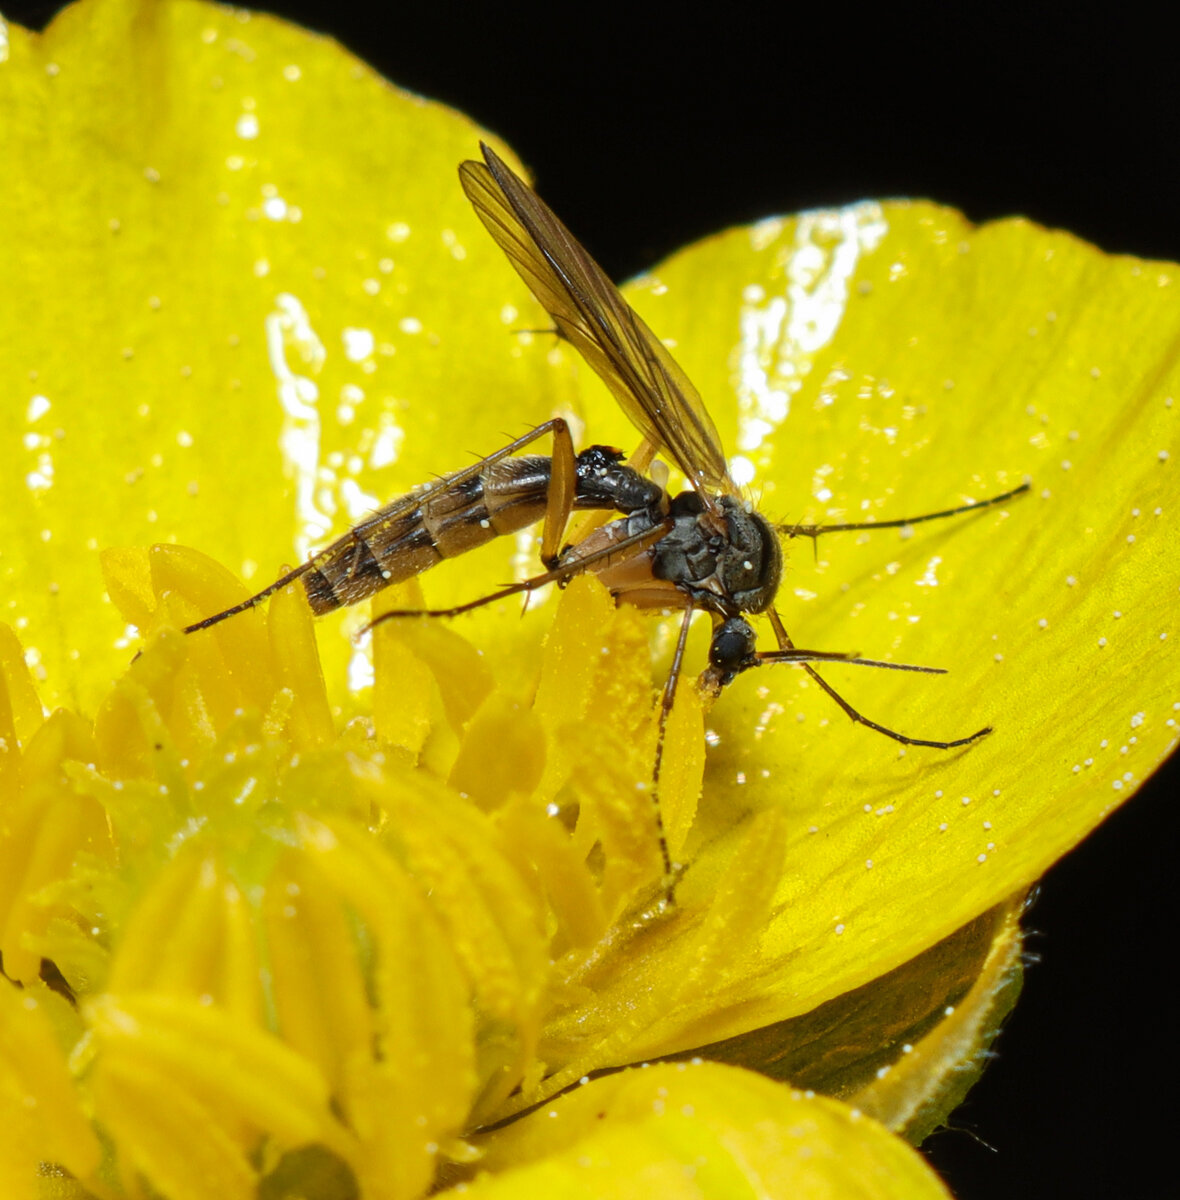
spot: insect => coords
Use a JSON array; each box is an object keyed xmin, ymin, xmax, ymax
[{"xmin": 187, "ymin": 142, "xmax": 1028, "ymax": 880}]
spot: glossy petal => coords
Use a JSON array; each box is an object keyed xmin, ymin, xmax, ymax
[
  {"xmin": 0, "ymin": 0, "xmax": 571, "ymax": 714},
  {"xmin": 455, "ymin": 1062, "xmax": 952, "ymax": 1199},
  {"xmin": 538, "ymin": 204, "xmax": 1180, "ymax": 1052}
]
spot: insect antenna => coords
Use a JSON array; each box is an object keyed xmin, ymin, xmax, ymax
[{"xmin": 782, "ymin": 481, "xmax": 1030, "ymax": 541}]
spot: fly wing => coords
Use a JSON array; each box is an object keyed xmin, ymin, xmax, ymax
[{"xmin": 460, "ymin": 142, "xmax": 735, "ymax": 502}]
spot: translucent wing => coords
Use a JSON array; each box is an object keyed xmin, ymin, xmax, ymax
[{"xmin": 460, "ymin": 142, "xmax": 736, "ymax": 502}]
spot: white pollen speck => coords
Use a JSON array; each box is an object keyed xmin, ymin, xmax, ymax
[
  {"xmin": 961, "ymin": 796, "xmax": 971, "ymax": 806},
  {"xmin": 1126, "ymin": 534, "xmax": 1136, "ymax": 544},
  {"xmin": 1131, "ymin": 712, "xmax": 1145, "ymax": 728},
  {"xmin": 977, "ymin": 853, "xmax": 987, "ymax": 863},
  {"xmin": 730, "ymin": 456, "xmax": 756, "ymax": 487},
  {"xmin": 994, "ymin": 653, "xmax": 1003, "ymax": 662},
  {"xmin": 939, "ymin": 822, "xmax": 948, "ymax": 831},
  {"xmin": 834, "ymin": 924, "xmax": 845, "ymax": 935},
  {"xmin": 1112, "ymin": 779, "xmax": 1124, "ymax": 790},
  {"xmin": 235, "ymin": 112, "xmax": 259, "ymax": 139},
  {"xmin": 1160, "ymin": 450, "xmax": 1170, "ymax": 462},
  {"xmin": 263, "ymin": 195, "xmax": 288, "ymax": 220},
  {"xmin": 865, "ymin": 860, "xmax": 873, "ymax": 869},
  {"xmin": 1037, "ymin": 618, "xmax": 1048, "ymax": 629},
  {"xmin": 1072, "ymin": 764, "xmax": 1081, "ymax": 773},
  {"xmin": 1066, "ymin": 575, "xmax": 1076, "ymax": 586},
  {"xmin": 935, "ymin": 789, "xmax": 943, "ymax": 798},
  {"xmin": 342, "ymin": 327, "xmax": 375, "ymax": 361},
  {"xmin": 283, "ymin": 63, "xmax": 302, "ymax": 81},
  {"xmin": 1098, "ymin": 637, "xmax": 1107, "ymax": 647},
  {"xmin": 399, "ymin": 316, "xmax": 423, "ymax": 335},
  {"xmin": 27, "ymin": 394, "xmax": 51, "ymax": 422},
  {"xmin": 1113, "ymin": 610, "xmax": 1122, "ymax": 618},
  {"xmin": 1061, "ymin": 460, "xmax": 1072, "ymax": 470}
]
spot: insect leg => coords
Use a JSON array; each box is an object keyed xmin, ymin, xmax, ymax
[
  {"xmin": 181, "ymin": 562, "xmax": 316, "ymax": 634},
  {"xmin": 539, "ymin": 417, "xmax": 576, "ymax": 567},
  {"xmin": 765, "ymin": 609, "xmax": 991, "ymax": 749},
  {"xmin": 649, "ymin": 602, "xmax": 694, "ymax": 885},
  {"xmin": 362, "ymin": 519, "xmax": 673, "ymax": 631},
  {"xmin": 784, "ymin": 481, "xmax": 1030, "ymax": 540}
]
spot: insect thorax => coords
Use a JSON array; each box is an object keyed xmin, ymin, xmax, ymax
[{"xmin": 652, "ymin": 493, "xmax": 782, "ymax": 616}]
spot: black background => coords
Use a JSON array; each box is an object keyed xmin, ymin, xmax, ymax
[{"xmin": 9, "ymin": 2, "xmax": 1177, "ymax": 1196}]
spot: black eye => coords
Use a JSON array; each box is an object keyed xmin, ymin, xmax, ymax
[{"xmin": 709, "ymin": 618, "xmax": 756, "ymax": 674}]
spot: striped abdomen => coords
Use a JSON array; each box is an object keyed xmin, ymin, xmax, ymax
[{"xmin": 302, "ymin": 454, "xmax": 554, "ymax": 614}]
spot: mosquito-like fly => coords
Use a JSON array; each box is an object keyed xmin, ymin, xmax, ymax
[{"xmin": 186, "ymin": 142, "xmax": 1028, "ymax": 881}]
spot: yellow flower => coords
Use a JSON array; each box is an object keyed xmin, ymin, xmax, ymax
[{"xmin": 1, "ymin": 1, "xmax": 1177, "ymax": 1198}]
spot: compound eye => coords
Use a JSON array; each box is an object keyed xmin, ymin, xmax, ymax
[{"xmin": 709, "ymin": 617, "xmax": 757, "ymax": 675}]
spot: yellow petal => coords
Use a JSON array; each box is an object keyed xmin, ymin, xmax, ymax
[
  {"xmin": 458, "ymin": 1061, "xmax": 950, "ymax": 1199},
  {"xmin": 0, "ymin": 708, "xmax": 110, "ymax": 985},
  {"xmin": 0, "ymin": 0, "xmax": 576, "ymax": 715},
  {"xmin": 686, "ymin": 894, "xmax": 1026, "ymax": 1142},
  {"xmin": 87, "ymin": 991, "xmax": 354, "ymax": 1183},
  {"xmin": 536, "ymin": 202, "xmax": 1180, "ymax": 1051},
  {"xmin": 0, "ymin": 984, "xmax": 102, "ymax": 1193},
  {"xmin": 3, "ymin": 6, "xmax": 1178, "ymax": 1197}
]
